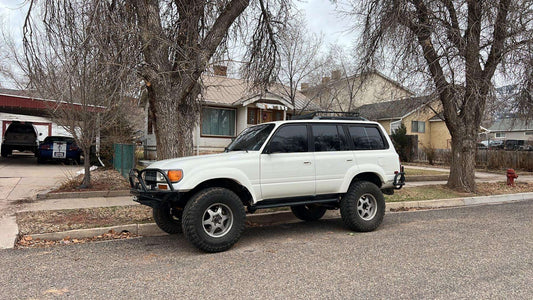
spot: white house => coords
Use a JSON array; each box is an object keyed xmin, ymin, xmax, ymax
[{"xmin": 143, "ymin": 68, "xmax": 320, "ymax": 157}]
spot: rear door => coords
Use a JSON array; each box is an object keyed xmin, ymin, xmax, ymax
[
  {"xmin": 260, "ymin": 124, "xmax": 315, "ymax": 199},
  {"xmin": 312, "ymin": 124, "xmax": 355, "ymax": 194}
]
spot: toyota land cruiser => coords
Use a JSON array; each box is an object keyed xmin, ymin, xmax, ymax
[{"xmin": 130, "ymin": 119, "xmax": 405, "ymax": 252}]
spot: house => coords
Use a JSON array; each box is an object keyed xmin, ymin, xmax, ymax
[
  {"xmin": 486, "ymin": 118, "xmax": 533, "ymax": 142},
  {"xmin": 355, "ymin": 95, "xmax": 452, "ymax": 150},
  {"xmin": 143, "ymin": 67, "xmax": 320, "ymax": 156},
  {"xmin": 301, "ymin": 70, "xmax": 414, "ymax": 112}
]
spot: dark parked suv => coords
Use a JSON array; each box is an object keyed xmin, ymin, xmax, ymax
[{"xmin": 1, "ymin": 121, "xmax": 39, "ymax": 157}]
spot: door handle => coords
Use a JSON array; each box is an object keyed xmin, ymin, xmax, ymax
[
  {"xmin": 346, "ymin": 159, "xmax": 353, "ymax": 162},
  {"xmin": 303, "ymin": 161, "xmax": 311, "ymax": 165}
]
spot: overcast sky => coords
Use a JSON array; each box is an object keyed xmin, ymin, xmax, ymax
[{"xmin": 0, "ymin": 0, "xmax": 355, "ymax": 88}]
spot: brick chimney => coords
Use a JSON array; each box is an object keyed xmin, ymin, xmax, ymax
[
  {"xmin": 331, "ymin": 70, "xmax": 341, "ymax": 80},
  {"xmin": 213, "ymin": 65, "xmax": 227, "ymax": 77},
  {"xmin": 301, "ymin": 83, "xmax": 309, "ymax": 91},
  {"xmin": 321, "ymin": 77, "xmax": 330, "ymax": 84}
]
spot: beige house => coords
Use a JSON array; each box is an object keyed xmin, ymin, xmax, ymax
[
  {"xmin": 356, "ymin": 96, "xmax": 452, "ymax": 150},
  {"xmin": 143, "ymin": 68, "xmax": 319, "ymax": 156},
  {"xmin": 301, "ymin": 70, "xmax": 414, "ymax": 112}
]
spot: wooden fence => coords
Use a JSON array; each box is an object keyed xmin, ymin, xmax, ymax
[{"xmin": 416, "ymin": 149, "xmax": 533, "ymax": 171}]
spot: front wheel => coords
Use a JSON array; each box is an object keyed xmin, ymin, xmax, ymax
[
  {"xmin": 340, "ymin": 181, "xmax": 385, "ymax": 232},
  {"xmin": 182, "ymin": 187, "xmax": 246, "ymax": 253},
  {"xmin": 153, "ymin": 203, "xmax": 183, "ymax": 234},
  {"xmin": 290, "ymin": 205, "xmax": 327, "ymax": 221}
]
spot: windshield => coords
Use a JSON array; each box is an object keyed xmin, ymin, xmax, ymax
[{"xmin": 226, "ymin": 123, "xmax": 275, "ymax": 151}]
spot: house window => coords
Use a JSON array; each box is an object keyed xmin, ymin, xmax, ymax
[
  {"xmin": 390, "ymin": 120, "xmax": 401, "ymax": 134},
  {"xmin": 273, "ymin": 110, "xmax": 284, "ymax": 121},
  {"xmin": 495, "ymin": 132, "xmax": 505, "ymax": 138},
  {"xmin": 201, "ymin": 107, "xmax": 236, "ymax": 137},
  {"xmin": 247, "ymin": 108, "xmax": 259, "ymax": 125},
  {"xmin": 411, "ymin": 121, "xmax": 425, "ymax": 133}
]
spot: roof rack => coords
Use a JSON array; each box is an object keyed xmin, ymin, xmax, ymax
[{"xmin": 290, "ymin": 111, "xmax": 368, "ymax": 121}]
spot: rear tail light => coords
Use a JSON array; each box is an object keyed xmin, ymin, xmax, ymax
[
  {"xmin": 40, "ymin": 144, "xmax": 50, "ymax": 150},
  {"xmin": 69, "ymin": 145, "xmax": 79, "ymax": 151}
]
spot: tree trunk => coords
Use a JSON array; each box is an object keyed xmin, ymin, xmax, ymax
[
  {"xmin": 152, "ymin": 82, "xmax": 199, "ymax": 159},
  {"xmin": 447, "ymin": 131, "xmax": 477, "ymax": 192},
  {"xmin": 81, "ymin": 147, "xmax": 92, "ymax": 188}
]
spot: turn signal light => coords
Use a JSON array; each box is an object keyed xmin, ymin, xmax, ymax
[{"xmin": 167, "ymin": 170, "xmax": 183, "ymax": 183}]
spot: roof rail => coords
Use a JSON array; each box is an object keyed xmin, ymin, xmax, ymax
[{"xmin": 290, "ymin": 111, "xmax": 368, "ymax": 121}]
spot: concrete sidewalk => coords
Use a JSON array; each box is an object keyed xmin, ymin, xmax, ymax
[{"xmin": 3, "ymin": 192, "xmax": 533, "ymax": 250}]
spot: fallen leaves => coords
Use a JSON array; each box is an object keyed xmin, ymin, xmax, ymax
[{"xmin": 16, "ymin": 230, "xmax": 137, "ymax": 248}]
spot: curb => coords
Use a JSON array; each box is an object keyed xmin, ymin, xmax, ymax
[
  {"xmin": 26, "ymin": 210, "xmax": 305, "ymax": 242},
  {"xmin": 14, "ymin": 192, "xmax": 533, "ymax": 244},
  {"xmin": 36, "ymin": 190, "xmax": 131, "ymax": 200},
  {"xmin": 386, "ymin": 192, "xmax": 533, "ymax": 211}
]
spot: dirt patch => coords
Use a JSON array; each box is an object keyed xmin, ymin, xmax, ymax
[
  {"xmin": 16, "ymin": 205, "xmax": 153, "ymax": 235},
  {"xmin": 51, "ymin": 168, "xmax": 129, "ymax": 193}
]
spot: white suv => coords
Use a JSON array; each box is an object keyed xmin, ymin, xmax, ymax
[{"xmin": 130, "ymin": 119, "xmax": 405, "ymax": 252}]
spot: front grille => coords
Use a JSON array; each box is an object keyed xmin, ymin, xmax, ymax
[{"xmin": 144, "ymin": 170, "xmax": 158, "ymax": 184}]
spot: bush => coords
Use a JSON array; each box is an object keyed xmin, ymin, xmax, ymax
[{"xmin": 390, "ymin": 124, "xmax": 414, "ymax": 162}]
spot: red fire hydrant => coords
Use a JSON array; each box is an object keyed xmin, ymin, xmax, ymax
[{"xmin": 506, "ymin": 169, "xmax": 518, "ymax": 186}]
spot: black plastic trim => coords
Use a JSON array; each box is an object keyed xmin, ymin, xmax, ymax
[{"xmin": 251, "ymin": 194, "xmax": 339, "ymax": 210}]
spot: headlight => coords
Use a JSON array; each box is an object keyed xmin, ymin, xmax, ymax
[{"xmin": 156, "ymin": 170, "xmax": 183, "ymax": 183}]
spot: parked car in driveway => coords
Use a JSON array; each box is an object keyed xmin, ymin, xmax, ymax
[
  {"xmin": 1, "ymin": 121, "xmax": 39, "ymax": 157},
  {"xmin": 37, "ymin": 136, "xmax": 82, "ymax": 164}
]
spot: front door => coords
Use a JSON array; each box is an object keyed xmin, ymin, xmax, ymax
[
  {"xmin": 262, "ymin": 111, "xmax": 273, "ymax": 123},
  {"xmin": 260, "ymin": 124, "xmax": 315, "ymax": 199}
]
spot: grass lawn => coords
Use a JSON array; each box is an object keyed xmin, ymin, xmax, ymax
[{"xmin": 403, "ymin": 167, "xmax": 449, "ymax": 176}]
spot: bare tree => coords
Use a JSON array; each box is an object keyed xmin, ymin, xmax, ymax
[
  {"xmin": 351, "ymin": 0, "xmax": 533, "ymax": 192},
  {"xmin": 23, "ymin": 0, "xmax": 137, "ymax": 187},
  {"xmin": 276, "ymin": 15, "xmax": 324, "ymax": 114},
  {"xmin": 129, "ymin": 0, "xmax": 290, "ymax": 159}
]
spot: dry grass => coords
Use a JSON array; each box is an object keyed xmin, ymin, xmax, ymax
[{"xmin": 16, "ymin": 205, "xmax": 153, "ymax": 235}]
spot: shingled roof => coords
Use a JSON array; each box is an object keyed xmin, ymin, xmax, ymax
[
  {"xmin": 201, "ymin": 75, "xmax": 320, "ymax": 111},
  {"xmin": 355, "ymin": 95, "xmax": 435, "ymax": 120}
]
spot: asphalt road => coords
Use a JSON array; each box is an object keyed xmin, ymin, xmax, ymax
[{"xmin": 1, "ymin": 201, "xmax": 532, "ymax": 299}]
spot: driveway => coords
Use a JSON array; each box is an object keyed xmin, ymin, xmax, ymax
[{"xmin": 0, "ymin": 152, "xmax": 82, "ymax": 218}]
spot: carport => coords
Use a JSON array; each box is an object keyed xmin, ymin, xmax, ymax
[
  {"xmin": 0, "ymin": 89, "xmax": 104, "ymax": 144},
  {"xmin": 0, "ymin": 88, "xmax": 104, "ymax": 147}
]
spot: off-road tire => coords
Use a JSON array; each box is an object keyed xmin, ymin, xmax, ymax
[
  {"xmin": 290, "ymin": 205, "xmax": 327, "ymax": 221},
  {"xmin": 182, "ymin": 187, "xmax": 246, "ymax": 253},
  {"xmin": 153, "ymin": 203, "xmax": 183, "ymax": 234},
  {"xmin": 340, "ymin": 181, "xmax": 385, "ymax": 232},
  {"xmin": 1, "ymin": 145, "xmax": 11, "ymax": 158}
]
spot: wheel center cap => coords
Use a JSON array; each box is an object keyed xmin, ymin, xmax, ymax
[{"xmin": 213, "ymin": 215, "xmax": 222, "ymax": 225}]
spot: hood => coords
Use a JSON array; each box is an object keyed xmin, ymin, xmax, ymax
[{"xmin": 147, "ymin": 151, "xmax": 254, "ymax": 171}]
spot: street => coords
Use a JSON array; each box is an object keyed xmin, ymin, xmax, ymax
[{"xmin": 1, "ymin": 201, "xmax": 532, "ymax": 299}]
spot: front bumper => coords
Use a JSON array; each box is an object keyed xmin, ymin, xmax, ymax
[{"xmin": 129, "ymin": 169, "xmax": 181, "ymax": 208}]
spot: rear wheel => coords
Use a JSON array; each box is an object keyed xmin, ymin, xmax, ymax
[
  {"xmin": 153, "ymin": 203, "xmax": 183, "ymax": 234},
  {"xmin": 340, "ymin": 181, "xmax": 385, "ymax": 232},
  {"xmin": 290, "ymin": 204, "xmax": 327, "ymax": 221},
  {"xmin": 182, "ymin": 187, "xmax": 246, "ymax": 253}
]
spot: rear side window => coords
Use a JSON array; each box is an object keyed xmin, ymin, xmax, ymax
[
  {"xmin": 348, "ymin": 125, "xmax": 388, "ymax": 150},
  {"xmin": 312, "ymin": 124, "xmax": 348, "ymax": 152},
  {"xmin": 266, "ymin": 125, "xmax": 308, "ymax": 153}
]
